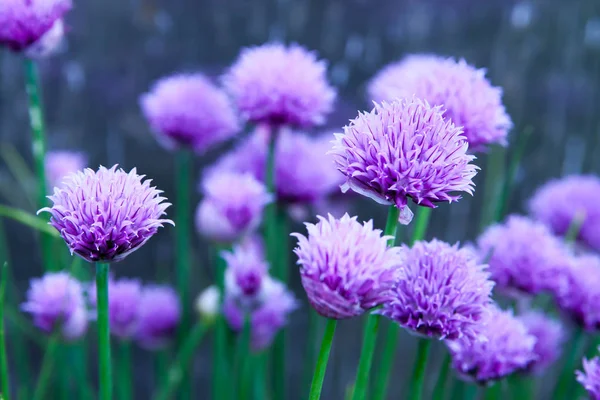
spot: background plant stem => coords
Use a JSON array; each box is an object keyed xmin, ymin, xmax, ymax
[
  {"xmin": 32, "ymin": 335, "xmax": 58, "ymax": 400},
  {"xmin": 117, "ymin": 341, "xmax": 133, "ymax": 400},
  {"xmin": 408, "ymin": 338, "xmax": 432, "ymax": 400},
  {"xmin": 554, "ymin": 328, "xmax": 587, "ymax": 400},
  {"xmin": 96, "ymin": 262, "xmax": 112, "ymax": 400},
  {"xmin": 432, "ymin": 354, "xmax": 451, "ymax": 400},
  {"xmin": 308, "ymin": 318, "xmax": 337, "ymax": 400},
  {"xmin": 0, "ymin": 263, "xmax": 10, "ymax": 400}
]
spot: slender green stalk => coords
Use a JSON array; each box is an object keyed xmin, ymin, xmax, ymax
[
  {"xmin": 253, "ymin": 352, "xmax": 267, "ymax": 400},
  {"xmin": 273, "ymin": 207, "xmax": 289, "ymax": 400},
  {"xmin": 479, "ymin": 146, "xmax": 506, "ymax": 230},
  {"xmin": 432, "ymin": 354, "xmax": 451, "ymax": 400},
  {"xmin": 155, "ymin": 322, "xmax": 207, "ymax": 400},
  {"xmin": 408, "ymin": 338, "xmax": 432, "ymax": 400},
  {"xmin": 410, "ymin": 207, "xmax": 432, "ymax": 246},
  {"xmin": 71, "ymin": 342, "xmax": 94, "ymax": 400},
  {"xmin": 213, "ymin": 245, "xmax": 230, "ymax": 400},
  {"xmin": 304, "ymin": 310, "xmax": 321, "ymax": 390},
  {"xmin": 117, "ymin": 341, "xmax": 133, "ymax": 400},
  {"xmin": 0, "ymin": 263, "xmax": 10, "ymax": 400},
  {"xmin": 484, "ymin": 382, "xmax": 503, "ymax": 400},
  {"xmin": 554, "ymin": 328, "xmax": 587, "ymax": 400},
  {"xmin": 308, "ymin": 319, "xmax": 337, "ymax": 400},
  {"xmin": 96, "ymin": 262, "xmax": 112, "ymax": 400},
  {"xmin": 235, "ymin": 317, "xmax": 252, "ymax": 400},
  {"xmin": 384, "ymin": 206, "xmax": 400, "ymax": 244},
  {"xmin": 155, "ymin": 350, "xmax": 169, "ymax": 392},
  {"xmin": 0, "ymin": 205, "xmax": 59, "ymax": 238},
  {"xmin": 352, "ymin": 315, "xmax": 381, "ymax": 400},
  {"xmin": 23, "ymin": 58, "xmax": 54, "ymax": 271},
  {"xmin": 565, "ymin": 210, "xmax": 585, "ymax": 244},
  {"xmin": 32, "ymin": 335, "xmax": 59, "ymax": 400}
]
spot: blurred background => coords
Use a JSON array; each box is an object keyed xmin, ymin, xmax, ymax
[{"xmin": 1, "ymin": 0, "xmax": 599, "ymax": 398}]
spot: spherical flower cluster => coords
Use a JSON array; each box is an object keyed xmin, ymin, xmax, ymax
[
  {"xmin": 222, "ymin": 244, "xmax": 270, "ymax": 305},
  {"xmin": 135, "ymin": 285, "xmax": 181, "ymax": 349},
  {"xmin": 368, "ymin": 55, "xmax": 512, "ymax": 151},
  {"xmin": 518, "ymin": 311, "xmax": 565, "ymax": 374},
  {"xmin": 222, "ymin": 43, "xmax": 336, "ymax": 128},
  {"xmin": 529, "ymin": 175, "xmax": 600, "ymax": 252},
  {"xmin": 106, "ymin": 278, "xmax": 142, "ymax": 338},
  {"xmin": 0, "ymin": 0, "xmax": 72, "ymax": 55},
  {"xmin": 45, "ymin": 151, "xmax": 87, "ymax": 189},
  {"xmin": 577, "ymin": 351, "xmax": 600, "ymax": 400},
  {"xmin": 555, "ymin": 254, "xmax": 600, "ymax": 330},
  {"xmin": 292, "ymin": 214, "xmax": 403, "ymax": 319},
  {"xmin": 477, "ymin": 215, "xmax": 572, "ymax": 296},
  {"xmin": 39, "ymin": 165, "xmax": 173, "ymax": 263},
  {"xmin": 196, "ymin": 172, "xmax": 272, "ymax": 243},
  {"xmin": 448, "ymin": 306, "xmax": 537, "ymax": 384},
  {"xmin": 140, "ymin": 73, "xmax": 239, "ymax": 154},
  {"xmin": 22, "ymin": 272, "xmax": 88, "ymax": 340},
  {"xmin": 379, "ymin": 240, "xmax": 494, "ymax": 341},
  {"xmin": 330, "ymin": 98, "xmax": 478, "ymax": 224}
]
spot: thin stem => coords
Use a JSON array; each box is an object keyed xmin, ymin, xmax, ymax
[
  {"xmin": 352, "ymin": 315, "xmax": 381, "ymax": 400},
  {"xmin": 554, "ymin": 328, "xmax": 587, "ymax": 400},
  {"xmin": 235, "ymin": 317, "xmax": 252, "ymax": 400},
  {"xmin": 273, "ymin": 207, "xmax": 288, "ymax": 400},
  {"xmin": 0, "ymin": 263, "xmax": 10, "ymax": 400},
  {"xmin": 484, "ymin": 382, "xmax": 502, "ymax": 400},
  {"xmin": 155, "ymin": 322, "xmax": 207, "ymax": 400},
  {"xmin": 408, "ymin": 338, "xmax": 432, "ymax": 400},
  {"xmin": 213, "ymin": 246, "xmax": 230, "ymax": 400},
  {"xmin": 479, "ymin": 146, "xmax": 506, "ymax": 230},
  {"xmin": 117, "ymin": 341, "xmax": 133, "ymax": 400},
  {"xmin": 308, "ymin": 319, "xmax": 337, "ymax": 400},
  {"xmin": 253, "ymin": 352, "xmax": 267, "ymax": 400},
  {"xmin": 410, "ymin": 207, "xmax": 432, "ymax": 245},
  {"xmin": 432, "ymin": 354, "xmax": 451, "ymax": 400},
  {"xmin": 565, "ymin": 210, "xmax": 585, "ymax": 244},
  {"xmin": 304, "ymin": 310, "xmax": 321, "ymax": 391},
  {"xmin": 32, "ymin": 335, "xmax": 59, "ymax": 400},
  {"xmin": 384, "ymin": 206, "xmax": 400, "ymax": 245},
  {"xmin": 23, "ymin": 58, "xmax": 53, "ymax": 271},
  {"xmin": 96, "ymin": 262, "xmax": 112, "ymax": 400}
]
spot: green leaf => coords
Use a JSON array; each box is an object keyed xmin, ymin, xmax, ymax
[{"xmin": 0, "ymin": 205, "xmax": 58, "ymax": 238}]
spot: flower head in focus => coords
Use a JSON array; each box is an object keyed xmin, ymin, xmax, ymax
[
  {"xmin": 476, "ymin": 215, "xmax": 571, "ymax": 297},
  {"xmin": 140, "ymin": 73, "xmax": 239, "ymax": 153},
  {"xmin": 222, "ymin": 43, "xmax": 336, "ymax": 128},
  {"xmin": 379, "ymin": 240, "xmax": 494, "ymax": 342},
  {"xmin": 223, "ymin": 244, "xmax": 270, "ymax": 306},
  {"xmin": 529, "ymin": 175, "xmax": 600, "ymax": 252},
  {"xmin": 368, "ymin": 55, "xmax": 512, "ymax": 151},
  {"xmin": 39, "ymin": 165, "xmax": 173, "ymax": 263},
  {"xmin": 577, "ymin": 350, "xmax": 600, "ymax": 400},
  {"xmin": 195, "ymin": 172, "xmax": 272, "ymax": 243},
  {"xmin": 135, "ymin": 285, "xmax": 180, "ymax": 349},
  {"xmin": 0, "ymin": 0, "xmax": 71, "ymax": 55},
  {"xmin": 518, "ymin": 310, "xmax": 565, "ymax": 374},
  {"xmin": 106, "ymin": 278, "xmax": 142, "ymax": 339},
  {"xmin": 331, "ymin": 98, "xmax": 478, "ymax": 224},
  {"xmin": 448, "ymin": 306, "xmax": 537, "ymax": 384},
  {"xmin": 45, "ymin": 151, "xmax": 87, "ymax": 190},
  {"xmin": 292, "ymin": 214, "xmax": 402, "ymax": 319},
  {"xmin": 22, "ymin": 272, "xmax": 88, "ymax": 340}
]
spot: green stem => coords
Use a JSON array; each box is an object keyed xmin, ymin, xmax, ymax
[
  {"xmin": 565, "ymin": 210, "xmax": 585, "ymax": 244},
  {"xmin": 384, "ymin": 206, "xmax": 400, "ymax": 245},
  {"xmin": 484, "ymin": 382, "xmax": 502, "ymax": 400},
  {"xmin": 32, "ymin": 336, "xmax": 59, "ymax": 400},
  {"xmin": 479, "ymin": 146, "xmax": 506, "ymax": 230},
  {"xmin": 0, "ymin": 263, "xmax": 10, "ymax": 400},
  {"xmin": 410, "ymin": 207, "xmax": 432, "ymax": 245},
  {"xmin": 117, "ymin": 341, "xmax": 133, "ymax": 400},
  {"xmin": 23, "ymin": 58, "xmax": 54, "ymax": 272},
  {"xmin": 0, "ymin": 205, "xmax": 59, "ymax": 238},
  {"xmin": 308, "ymin": 319, "xmax": 337, "ymax": 400},
  {"xmin": 253, "ymin": 352, "xmax": 267, "ymax": 400},
  {"xmin": 352, "ymin": 315, "xmax": 381, "ymax": 400},
  {"xmin": 71, "ymin": 342, "xmax": 94, "ymax": 400},
  {"xmin": 235, "ymin": 317, "xmax": 252, "ymax": 400},
  {"xmin": 554, "ymin": 328, "xmax": 587, "ymax": 400},
  {"xmin": 96, "ymin": 262, "xmax": 112, "ymax": 400},
  {"xmin": 304, "ymin": 310, "xmax": 321, "ymax": 391},
  {"xmin": 432, "ymin": 354, "xmax": 451, "ymax": 400},
  {"xmin": 408, "ymin": 338, "xmax": 432, "ymax": 400},
  {"xmin": 213, "ymin": 246, "xmax": 230, "ymax": 400},
  {"xmin": 155, "ymin": 323, "xmax": 207, "ymax": 400}
]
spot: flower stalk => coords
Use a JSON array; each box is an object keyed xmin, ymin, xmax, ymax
[
  {"xmin": 96, "ymin": 262, "xmax": 112, "ymax": 400},
  {"xmin": 408, "ymin": 338, "xmax": 432, "ymax": 400},
  {"xmin": 308, "ymin": 318, "xmax": 337, "ymax": 400}
]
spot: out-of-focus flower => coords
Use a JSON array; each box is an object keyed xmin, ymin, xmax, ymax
[
  {"xmin": 222, "ymin": 244, "xmax": 269, "ymax": 307},
  {"xmin": 106, "ymin": 278, "xmax": 142, "ymax": 339},
  {"xmin": 135, "ymin": 285, "xmax": 180, "ymax": 349},
  {"xmin": 292, "ymin": 214, "xmax": 402, "ymax": 319},
  {"xmin": 223, "ymin": 276, "xmax": 297, "ymax": 351},
  {"xmin": 518, "ymin": 311, "xmax": 565, "ymax": 374},
  {"xmin": 222, "ymin": 43, "xmax": 336, "ymax": 128},
  {"xmin": 529, "ymin": 175, "xmax": 600, "ymax": 252},
  {"xmin": 195, "ymin": 172, "xmax": 272, "ymax": 243},
  {"xmin": 556, "ymin": 254, "xmax": 600, "ymax": 331},
  {"xmin": 22, "ymin": 272, "xmax": 88, "ymax": 340},
  {"xmin": 39, "ymin": 165, "xmax": 173, "ymax": 263},
  {"xmin": 330, "ymin": 98, "xmax": 478, "ymax": 224},
  {"xmin": 140, "ymin": 73, "xmax": 239, "ymax": 154},
  {"xmin": 45, "ymin": 151, "xmax": 87, "ymax": 189},
  {"xmin": 195, "ymin": 285, "xmax": 220, "ymax": 324},
  {"xmin": 379, "ymin": 240, "xmax": 494, "ymax": 342},
  {"xmin": 0, "ymin": 0, "xmax": 71, "ymax": 55},
  {"xmin": 577, "ymin": 350, "xmax": 600, "ymax": 400},
  {"xmin": 368, "ymin": 55, "xmax": 512, "ymax": 151},
  {"xmin": 477, "ymin": 215, "xmax": 572, "ymax": 297},
  {"xmin": 448, "ymin": 306, "xmax": 537, "ymax": 384}
]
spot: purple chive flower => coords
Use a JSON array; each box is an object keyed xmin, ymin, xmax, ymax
[
  {"xmin": 222, "ymin": 244, "xmax": 269, "ymax": 304},
  {"xmin": 107, "ymin": 278, "xmax": 142, "ymax": 339},
  {"xmin": 518, "ymin": 311, "xmax": 565, "ymax": 374},
  {"xmin": 292, "ymin": 214, "xmax": 403, "ymax": 319},
  {"xmin": 135, "ymin": 285, "xmax": 181, "ymax": 349},
  {"xmin": 0, "ymin": 0, "xmax": 71, "ymax": 55},
  {"xmin": 39, "ymin": 165, "xmax": 173, "ymax": 263},
  {"xmin": 22, "ymin": 272, "xmax": 88, "ymax": 340},
  {"xmin": 330, "ymin": 98, "xmax": 478, "ymax": 224},
  {"xmin": 477, "ymin": 215, "xmax": 572, "ymax": 297},
  {"xmin": 140, "ymin": 73, "xmax": 239, "ymax": 153},
  {"xmin": 45, "ymin": 151, "xmax": 87, "ymax": 189},
  {"xmin": 379, "ymin": 240, "xmax": 494, "ymax": 342},
  {"xmin": 222, "ymin": 43, "xmax": 336, "ymax": 128},
  {"xmin": 529, "ymin": 175, "xmax": 600, "ymax": 252},
  {"xmin": 555, "ymin": 254, "xmax": 600, "ymax": 330},
  {"xmin": 368, "ymin": 55, "xmax": 512, "ymax": 151},
  {"xmin": 195, "ymin": 172, "xmax": 272, "ymax": 243},
  {"xmin": 223, "ymin": 276, "xmax": 297, "ymax": 351},
  {"xmin": 448, "ymin": 306, "xmax": 537, "ymax": 384},
  {"xmin": 577, "ymin": 351, "xmax": 600, "ymax": 400}
]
